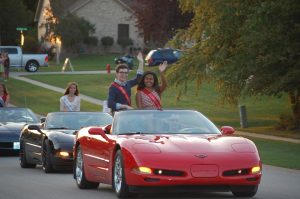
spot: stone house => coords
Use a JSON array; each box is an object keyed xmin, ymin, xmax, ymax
[{"xmin": 34, "ymin": 0, "xmax": 144, "ymax": 53}]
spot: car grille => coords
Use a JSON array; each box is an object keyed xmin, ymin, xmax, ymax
[
  {"xmin": 223, "ymin": 168, "xmax": 250, "ymax": 176},
  {"xmin": 0, "ymin": 142, "xmax": 13, "ymax": 149},
  {"xmin": 153, "ymin": 169, "xmax": 185, "ymax": 177}
]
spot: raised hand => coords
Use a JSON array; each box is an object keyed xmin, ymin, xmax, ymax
[
  {"xmin": 137, "ymin": 51, "xmax": 144, "ymax": 63},
  {"xmin": 159, "ymin": 61, "xmax": 168, "ymax": 73}
]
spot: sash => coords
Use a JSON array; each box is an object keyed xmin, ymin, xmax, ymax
[
  {"xmin": 112, "ymin": 82, "xmax": 131, "ymax": 106},
  {"xmin": 63, "ymin": 96, "xmax": 74, "ymax": 111},
  {"xmin": 141, "ymin": 88, "xmax": 161, "ymax": 109}
]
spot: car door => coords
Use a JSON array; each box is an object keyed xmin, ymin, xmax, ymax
[
  {"xmin": 24, "ymin": 125, "xmax": 45, "ymax": 163},
  {"xmin": 162, "ymin": 49, "xmax": 177, "ymax": 64},
  {"xmin": 85, "ymin": 132, "xmax": 114, "ymax": 182}
]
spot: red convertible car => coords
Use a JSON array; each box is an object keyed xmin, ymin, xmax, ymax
[{"xmin": 73, "ymin": 110, "xmax": 262, "ymax": 198}]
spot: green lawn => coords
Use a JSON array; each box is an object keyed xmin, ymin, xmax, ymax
[{"xmin": 245, "ymin": 137, "xmax": 300, "ymax": 170}]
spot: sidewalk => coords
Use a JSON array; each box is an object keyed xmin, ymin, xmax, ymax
[
  {"xmin": 236, "ymin": 131, "xmax": 300, "ymax": 144},
  {"xmin": 10, "ymin": 71, "xmax": 300, "ymax": 144}
]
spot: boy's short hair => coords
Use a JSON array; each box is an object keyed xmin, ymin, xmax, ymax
[{"xmin": 116, "ymin": 64, "xmax": 129, "ymax": 73}]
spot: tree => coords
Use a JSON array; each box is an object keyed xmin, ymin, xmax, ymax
[
  {"xmin": 55, "ymin": 13, "xmax": 96, "ymax": 52},
  {"xmin": 0, "ymin": 0, "xmax": 33, "ymax": 45},
  {"xmin": 168, "ymin": 0, "xmax": 300, "ymax": 128},
  {"xmin": 131, "ymin": 0, "xmax": 193, "ymax": 47},
  {"xmin": 41, "ymin": 0, "xmax": 96, "ymax": 53}
]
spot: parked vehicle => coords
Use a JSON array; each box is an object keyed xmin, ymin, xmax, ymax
[
  {"xmin": 0, "ymin": 46, "xmax": 48, "ymax": 72},
  {"xmin": 114, "ymin": 54, "xmax": 134, "ymax": 69},
  {"xmin": 73, "ymin": 109, "xmax": 262, "ymax": 198},
  {"xmin": 145, "ymin": 48, "xmax": 182, "ymax": 66},
  {"xmin": 0, "ymin": 107, "xmax": 39, "ymax": 154},
  {"xmin": 19, "ymin": 112, "xmax": 112, "ymax": 173}
]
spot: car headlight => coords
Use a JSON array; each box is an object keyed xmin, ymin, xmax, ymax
[
  {"xmin": 133, "ymin": 166, "xmax": 152, "ymax": 174},
  {"xmin": 251, "ymin": 166, "xmax": 261, "ymax": 174},
  {"xmin": 57, "ymin": 151, "xmax": 70, "ymax": 158}
]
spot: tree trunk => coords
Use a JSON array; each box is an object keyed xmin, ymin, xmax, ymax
[{"xmin": 288, "ymin": 90, "xmax": 300, "ymax": 128}]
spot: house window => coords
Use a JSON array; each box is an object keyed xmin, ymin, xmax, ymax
[{"xmin": 118, "ymin": 24, "xmax": 129, "ymax": 40}]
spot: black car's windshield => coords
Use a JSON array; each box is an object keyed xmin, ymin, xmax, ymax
[
  {"xmin": 45, "ymin": 112, "xmax": 112, "ymax": 131},
  {"xmin": 0, "ymin": 108, "xmax": 39, "ymax": 123},
  {"xmin": 112, "ymin": 110, "xmax": 220, "ymax": 135}
]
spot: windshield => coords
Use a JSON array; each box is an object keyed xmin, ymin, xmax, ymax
[
  {"xmin": 0, "ymin": 108, "xmax": 39, "ymax": 123},
  {"xmin": 112, "ymin": 110, "xmax": 220, "ymax": 135},
  {"xmin": 45, "ymin": 112, "xmax": 112, "ymax": 130}
]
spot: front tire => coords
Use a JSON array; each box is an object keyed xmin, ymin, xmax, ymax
[
  {"xmin": 20, "ymin": 139, "xmax": 36, "ymax": 168},
  {"xmin": 231, "ymin": 185, "xmax": 258, "ymax": 197},
  {"xmin": 75, "ymin": 145, "xmax": 99, "ymax": 189},
  {"xmin": 25, "ymin": 61, "xmax": 39, "ymax": 72},
  {"xmin": 42, "ymin": 139, "xmax": 54, "ymax": 173},
  {"xmin": 113, "ymin": 150, "xmax": 130, "ymax": 198}
]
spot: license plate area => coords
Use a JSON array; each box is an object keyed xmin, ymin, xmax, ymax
[{"xmin": 190, "ymin": 164, "xmax": 218, "ymax": 178}]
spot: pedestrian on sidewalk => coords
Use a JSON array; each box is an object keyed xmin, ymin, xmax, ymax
[
  {"xmin": 60, "ymin": 82, "xmax": 81, "ymax": 111},
  {"xmin": 136, "ymin": 61, "xmax": 168, "ymax": 109},
  {"xmin": 0, "ymin": 53, "xmax": 4, "ymax": 81},
  {"xmin": 0, "ymin": 83, "xmax": 10, "ymax": 107},
  {"xmin": 3, "ymin": 52, "xmax": 10, "ymax": 81},
  {"xmin": 107, "ymin": 51, "xmax": 144, "ymax": 113}
]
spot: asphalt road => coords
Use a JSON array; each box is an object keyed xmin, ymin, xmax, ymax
[{"xmin": 0, "ymin": 156, "xmax": 299, "ymax": 199}]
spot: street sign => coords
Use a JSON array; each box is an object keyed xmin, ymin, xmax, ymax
[{"xmin": 16, "ymin": 27, "xmax": 28, "ymax": 31}]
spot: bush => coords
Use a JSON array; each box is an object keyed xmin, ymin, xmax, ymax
[
  {"xmin": 84, "ymin": 36, "xmax": 98, "ymax": 46},
  {"xmin": 101, "ymin": 36, "xmax": 114, "ymax": 47},
  {"xmin": 117, "ymin": 37, "xmax": 133, "ymax": 48},
  {"xmin": 277, "ymin": 113, "xmax": 298, "ymax": 130}
]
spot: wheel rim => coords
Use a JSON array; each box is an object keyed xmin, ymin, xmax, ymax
[
  {"xmin": 28, "ymin": 63, "xmax": 37, "ymax": 72},
  {"xmin": 114, "ymin": 155, "xmax": 122, "ymax": 193},
  {"xmin": 76, "ymin": 148, "xmax": 83, "ymax": 184}
]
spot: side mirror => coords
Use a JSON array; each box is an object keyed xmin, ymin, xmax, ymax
[
  {"xmin": 40, "ymin": 117, "xmax": 46, "ymax": 123},
  {"xmin": 28, "ymin": 124, "xmax": 41, "ymax": 131},
  {"xmin": 220, "ymin": 126, "xmax": 235, "ymax": 135},
  {"xmin": 88, "ymin": 127, "xmax": 106, "ymax": 136},
  {"xmin": 105, "ymin": 124, "xmax": 112, "ymax": 134}
]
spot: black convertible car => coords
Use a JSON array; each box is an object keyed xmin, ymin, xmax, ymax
[
  {"xmin": 19, "ymin": 112, "xmax": 113, "ymax": 173},
  {"xmin": 0, "ymin": 107, "xmax": 39, "ymax": 154}
]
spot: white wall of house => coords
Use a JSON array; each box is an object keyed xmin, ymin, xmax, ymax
[
  {"xmin": 73, "ymin": 0, "xmax": 144, "ymax": 53},
  {"xmin": 37, "ymin": 0, "xmax": 50, "ymax": 43}
]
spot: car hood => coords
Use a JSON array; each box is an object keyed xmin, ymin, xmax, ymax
[
  {"xmin": 0, "ymin": 123, "xmax": 26, "ymax": 142},
  {"xmin": 46, "ymin": 130, "xmax": 75, "ymax": 149},
  {"xmin": 0, "ymin": 122, "xmax": 26, "ymax": 132},
  {"xmin": 123, "ymin": 134, "xmax": 254, "ymax": 153}
]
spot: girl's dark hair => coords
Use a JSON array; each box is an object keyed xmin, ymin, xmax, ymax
[
  {"xmin": 64, "ymin": 82, "xmax": 79, "ymax": 96},
  {"xmin": 137, "ymin": 71, "xmax": 161, "ymax": 94}
]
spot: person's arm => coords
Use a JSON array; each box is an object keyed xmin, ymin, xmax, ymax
[
  {"xmin": 4, "ymin": 95, "xmax": 10, "ymax": 107},
  {"xmin": 136, "ymin": 91, "xmax": 143, "ymax": 109},
  {"xmin": 136, "ymin": 51, "xmax": 144, "ymax": 72},
  {"xmin": 158, "ymin": 61, "xmax": 168, "ymax": 93}
]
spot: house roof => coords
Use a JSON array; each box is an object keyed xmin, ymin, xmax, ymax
[{"xmin": 35, "ymin": 0, "xmax": 135, "ymax": 22}]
